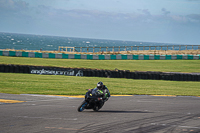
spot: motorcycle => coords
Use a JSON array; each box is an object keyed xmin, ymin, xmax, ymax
[{"xmin": 78, "ymin": 88, "xmax": 104, "ymax": 112}]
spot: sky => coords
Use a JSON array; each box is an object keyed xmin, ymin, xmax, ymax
[{"xmin": 0, "ymin": 0, "xmax": 200, "ymax": 44}]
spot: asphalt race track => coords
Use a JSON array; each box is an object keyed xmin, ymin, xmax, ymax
[{"xmin": 0, "ymin": 93, "xmax": 200, "ymax": 133}]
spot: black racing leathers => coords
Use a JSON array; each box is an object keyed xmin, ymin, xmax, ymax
[{"xmin": 91, "ymin": 85, "xmax": 110, "ymax": 102}]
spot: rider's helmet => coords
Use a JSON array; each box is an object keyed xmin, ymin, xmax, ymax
[{"xmin": 97, "ymin": 82, "xmax": 103, "ymax": 90}]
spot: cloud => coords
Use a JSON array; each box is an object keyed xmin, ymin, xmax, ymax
[
  {"xmin": 0, "ymin": 0, "xmax": 196, "ymax": 25},
  {"xmin": 186, "ymin": 14, "xmax": 200, "ymax": 22},
  {"xmin": 137, "ymin": 9, "xmax": 151, "ymax": 16},
  {"xmin": 26, "ymin": 5, "xmax": 199, "ymax": 29},
  {"xmin": 161, "ymin": 8, "xmax": 170, "ymax": 15},
  {"xmin": 0, "ymin": 0, "xmax": 29, "ymax": 12},
  {"xmin": 0, "ymin": 0, "xmax": 197, "ymax": 27},
  {"xmin": 187, "ymin": 0, "xmax": 200, "ymax": 1},
  {"xmin": 170, "ymin": 15, "xmax": 188, "ymax": 23}
]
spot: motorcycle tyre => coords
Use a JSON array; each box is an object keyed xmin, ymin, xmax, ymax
[
  {"xmin": 93, "ymin": 101, "xmax": 104, "ymax": 111},
  {"xmin": 93, "ymin": 106, "xmax": 99, "ymax": 112},
  {"xmin": 77, "ymin": 101, "xmax": 87, "ymax": 112}
]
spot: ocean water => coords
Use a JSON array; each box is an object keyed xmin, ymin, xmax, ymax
[{"xmin": 0, "ymin": 32, "xmax": 198, "ymax": 52}]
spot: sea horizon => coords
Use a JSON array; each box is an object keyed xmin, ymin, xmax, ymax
[{"xmin": 0, "ymin": 32, "xmax": 198, "ymax": 52}]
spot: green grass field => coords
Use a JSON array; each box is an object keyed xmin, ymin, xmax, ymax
[
  {"xmin": 0, "ymin": 73, "xmax": 200, "ymax": 96},
  {"xmin": 0, "ymin": 56, "xmax": 200, "ymax": 96},
  {"xmin": 0, "ymin": 56, "xmax": 200, "ymax": 73}
]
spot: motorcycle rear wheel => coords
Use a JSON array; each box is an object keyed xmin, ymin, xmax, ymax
[{"xmin": 93, "ymin": 106, "xmax": 99, "ymax": 112}]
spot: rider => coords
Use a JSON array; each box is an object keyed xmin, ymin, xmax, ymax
[
  {"xmin": 95, "ymin": 81, "xmax": 110, "ymax": 102},
  {"xmin": 85, "ymin": 82, "xmax": 110, "ymax": 111}
]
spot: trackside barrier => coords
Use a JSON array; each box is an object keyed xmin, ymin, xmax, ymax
[
  {"xmin": 0, "ymin": 50, "xmax": 200, "ymax": 60},
  {"xmin": 0, "ymin": 64, "xmax": 200, "ymax": 81}
]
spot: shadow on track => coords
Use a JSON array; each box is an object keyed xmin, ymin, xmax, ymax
[{"xmin": 86, "ymin": 110, "xmax": 152, "ymax": 113}]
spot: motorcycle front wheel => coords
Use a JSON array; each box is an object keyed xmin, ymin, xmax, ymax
[{"xmin": 77, "ymin": 101, "xmax": 88, "ymax": 112}]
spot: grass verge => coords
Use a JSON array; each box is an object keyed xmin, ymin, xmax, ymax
[
  {"xmin": 0, "ymin": 56, "xmax": 200, "ymax": 73},
  {"xmin": 1, "ymin": 73, "xmax": 200, "ymax": 96}
]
